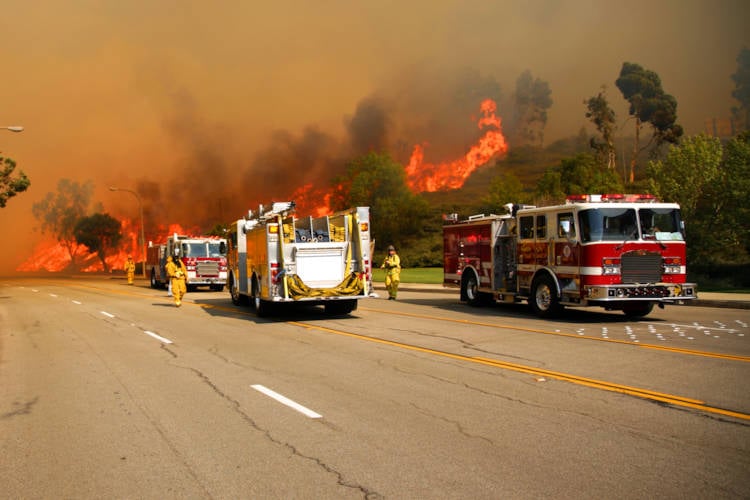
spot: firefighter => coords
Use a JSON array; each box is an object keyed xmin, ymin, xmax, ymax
[
  {"xmin": 166, "ymin": 255, "xmax": 188, "ymax": 306},
  {"xmin": 124, "ymin": 255, "xmax": 136, "ymax": 285},
  {"xmin": 380, "ymin": 245, "xmax": 401, "ymax": 300},
  {"xmin": 165, "ymin": 255, "xmax": 174, "ymax": 297}
]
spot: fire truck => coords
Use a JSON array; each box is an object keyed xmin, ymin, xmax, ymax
[
  {"xmin": 226, "ymin": 202, "xmax": 372, "ymax": 316},
  {"xmin": 443, "ymin": 194, "xmax": 697, "ymax": 318},
  {"xmin": 147, "ymin": 234, "xmax": 228, "ymax": 291}
]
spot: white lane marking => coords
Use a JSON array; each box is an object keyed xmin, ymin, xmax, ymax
[
  {"xmin": 100, "ymin": 311, "xmax": 115, "ymax": 318},
  {"xmin": 49, "ymin": 293, "xmax": 58, "ymax": 298},
  {"xmin": 72, "ymin": 300, "xmax": 82, "ymax": 305},
  {"xmin": 32, "ymin": 289, "xmax": 38, "ymax": 292},
  {"xmin": 251, "ymin": 384, "xmax": 322, "ymax": 419},
  {"xmin": 143, "ymin": 330, "xmax": 173, "ymax": 344}
]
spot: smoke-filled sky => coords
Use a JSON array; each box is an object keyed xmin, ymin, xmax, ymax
[{"xmin": 1, "ymin": 0, "xmax": 748, "ymax": 273}]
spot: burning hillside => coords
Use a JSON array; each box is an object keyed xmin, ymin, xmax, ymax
[{"xmin": 405, "ymin": 99, "xmax": 508, "ymax": 192}]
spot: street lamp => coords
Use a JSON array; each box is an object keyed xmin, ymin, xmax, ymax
[
  {"xmin": 109, "ymin": 186, "xmax": 147, "ymax": 279},
  {"xmin": 1, "ymin": 126, "xmax": 24, "ymax": 132}
]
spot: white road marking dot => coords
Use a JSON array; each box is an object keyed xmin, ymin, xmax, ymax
[
  {"xmin": 144, "ymin": 330, "xmax": 173, "ymax": 344},
  {"xmin": 687, "ymin": 337, "xmax": 694, "ymax": 340},
  {"xmin": 72, "ymin": 300, "xmax": 82, "ymax": 305},
  {"xmin": 32, "ymin": 289, "xmax": 38, "ymax": 292},
  {"xmin": 251, "ymin": 384, "xmax": 322, "ymax": 419},
  {"xmin": 49, "ymin": 294, "xmax": 58, "ymax": 298},
  {"xmin": 100, "ymin": 311, "xmax": 115, "ymax": 318}
]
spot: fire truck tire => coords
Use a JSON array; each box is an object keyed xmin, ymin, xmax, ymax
[
  {"xmin": 229, "ymin": 274, "xmax": 248, "ymax": 306},
  {"xmin": 530, "ymin": 275, "xmax": 562, "ymax": 318},
  {"xmin": 150, "ymin": 269, "xmax": 159, "ymax": 289},
  {"xmin": 622, "ymin": 302, "xmax": 654, "ymax": 318},
  {"xmin": 461, "ymin": 270, "xmax": 487, "ymax": 307},
  {"xmin": 325, "ymin": 300, "xmax": 357, "ymax": 315}
]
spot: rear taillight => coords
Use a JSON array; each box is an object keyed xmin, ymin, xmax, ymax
[{"xmin": 270, "ymin": 262, "xmax": 280, "ymax": 283}]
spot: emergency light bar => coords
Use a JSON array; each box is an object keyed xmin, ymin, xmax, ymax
[{"xmin": 566, "ymin": 194, "xmax": 658, "ymax": 203}]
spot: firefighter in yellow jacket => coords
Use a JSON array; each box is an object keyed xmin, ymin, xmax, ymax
[
  {"xmin": 381, "ymin": 245, "xmax": 401, "ymax": 300},
  {"xmin": 124, "ymin": 255, "xmax": 136, "ymax": 285},
  {"xmin": 166, "ymin": 255, "xmax": 188, "ymax": 306}
]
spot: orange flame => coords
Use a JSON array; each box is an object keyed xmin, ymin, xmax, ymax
[
  {"xmin": 405, "ymin": 98, "xmax": 508, "ymax": 192},
  {"xmin": 16, "ymin": 219, "xmax": 195, "ymax": 273}
]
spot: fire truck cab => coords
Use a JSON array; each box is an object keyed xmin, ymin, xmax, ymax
[
  {"xmin": 226, "ymin": 202, "xmax": 372, "ymax": 316},
  {"xmin": 147, "ymin": 234, "xmax": 228, "ymax": 291},
  {"xmin": 444, "ymin": 194, "xmax": 697, "ymax": 318}
]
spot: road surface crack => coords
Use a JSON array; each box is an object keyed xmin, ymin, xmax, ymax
[{"xmin": 186, "ymin": 366, "xmax": 383, "ymax": 499}]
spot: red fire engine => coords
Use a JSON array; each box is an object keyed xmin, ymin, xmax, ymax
[{"xmin": 443, "ymin": 194, "xmax": 697, "ymax": 318}]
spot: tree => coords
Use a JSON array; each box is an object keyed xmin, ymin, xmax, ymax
[
  {"xmin": 615, "ymin": 62, "xmax": 684, "ymax": 183},
  {"xmin": 585, "ymin": 87, "xmax": 617, "ymax": 170},
  {"xmin": 332, "ymin": 152, "xmax": 431, "ymax": 257},
  {"xmin": 0, "ymin": 155, "xmax": 30, "ymax": 208},
  {"xmin": 73, "ymin": 213, "xmax": 122, "ymax": 272},
  {"xmin": 720, "ymin": 132, "xmax": 750, "ymax": 258},
  {"xmin": 646, "ymin": 134, "xmax": 722, "ymax": 221},
  {"xmin": 731, "ymin": 47, "xmax": 750, "ymax": 131},
  {"xmin": 513, "ymin": 70, "xmax": 553, "ymax": 147},
  {"xmin": 535, "ymin": 153, "xmax": 624, "ymax": 204},
  {"xmin": 483, "ymin": 172, "xmax": 527, "ymax": 210},
  {"xmin": 32, "ymin": 179, "xmax": 95, "ymax": 269},
  {"xmin": 646, "ymin": 134, "xmax": 725, "ymax": 265}
]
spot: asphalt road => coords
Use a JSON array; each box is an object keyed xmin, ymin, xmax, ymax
[{"xmin": 1, "ymin": 276, "xmax": 748, "ymax": 498}]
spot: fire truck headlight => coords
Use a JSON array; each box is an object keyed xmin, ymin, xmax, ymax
[
  {"xmin": 664, "ymin": 265, "xmax": 681, "ymax": 274},
  {"xmin": 602, "ymin": 266, "xmax": 620, "ymax": 275}
]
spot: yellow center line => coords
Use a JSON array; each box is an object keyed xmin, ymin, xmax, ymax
[
  {"xmin": 56, "ymin": 282, "xmax": 750, "ymax": 420},
  {"xmin": 287, "ymin": 320, "xmax": 750, "ymax": 421},
  {"xmin": 361, "ymin": 306, "xmax": 750, "ymax": 363}
]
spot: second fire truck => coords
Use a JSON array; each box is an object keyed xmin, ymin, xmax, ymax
[
  {"xmin": 147, "ymin": 234, "xmax": 228, "ymax": 291},
  {"xmin": 443, "ymin": 194, "xmax": 697, "ymax": 318},
  {"xmin": 226, "ymin": 202, "xmax": 372, "ymax": 316}
]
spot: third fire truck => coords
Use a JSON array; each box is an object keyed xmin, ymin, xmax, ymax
[
  {"xmin": 227, "ymin": 202, "xmax": 372, "ymax": 316},
  {"xmin": 443, "ymin": 194, "xmax": 697, "ymax": 318}
]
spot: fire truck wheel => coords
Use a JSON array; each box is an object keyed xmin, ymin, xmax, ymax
[
  {"xmin": 150, "ymin": 269, "xmax": 159, "ymax": 289},
  {"xmin": 622, "ymin": 302, "xmax": 654, "ymax": 318},
  {"xmin": 530, "ymin": 275, "xmax": 562, "ymax": 318},
  {"xmin": 229, "ymin": 274, "xmax": 248, "ymax": 306},
  {"xmin": 461, "ymin": 270, "xmax": 484, "ymax": 307}
]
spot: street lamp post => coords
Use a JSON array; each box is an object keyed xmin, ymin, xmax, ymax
[{"xmin": 109, "ymin": 187, "xmax": 147, "ymax": 279}]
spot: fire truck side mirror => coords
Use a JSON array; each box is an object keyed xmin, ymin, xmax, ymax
[{"xmin": 219, "ymin": 241, "xmax": 227, "ymax": 255}]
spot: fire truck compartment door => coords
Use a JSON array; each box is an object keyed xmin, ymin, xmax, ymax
[{"xmin": 293, "ymin": 242, "xmax": 348, "ymax": 288}]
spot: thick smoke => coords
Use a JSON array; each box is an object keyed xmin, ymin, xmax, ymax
[{"xmin": 136, "ymin": 67, "xmax": 510, "ymax": 238}]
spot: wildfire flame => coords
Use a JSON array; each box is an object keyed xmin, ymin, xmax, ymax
[
  {"xmin": 17, "ymin": 100, "xmax": 507, "ymax": 273},
  {"xmin": 17, "ymin": 220, "xmax": 192, "ymax": 273},
  {"xmin": 405, "ymin": 98, "xmax": 508, "ymax": 192}
]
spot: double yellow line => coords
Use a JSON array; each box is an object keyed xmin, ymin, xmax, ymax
[
  {"xmin": 361, "ymin": 306, "xmax": 750, "ymax": 363},
  {"xmin": 61, "ymin": 281, "xmax": 750, "ymax": 420},
  {"xmin": 289, "ymin": 320, "xmax": 750, "ymax": 421}
]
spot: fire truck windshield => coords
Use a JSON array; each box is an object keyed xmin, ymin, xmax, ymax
[
  {"xmin": 181, "ymin": 243, "xmax": 209, "ymax": 258},
  {"xmin": 208, "ymin": 242, "xmax": 224, "ymax": 257},
  {"xmin": 579, "ymin": 207, "xmax": 684, "ymax": 243},
  {"xmin": 639, "ymin": 208, "xmax": 684, "ymax": 241}
]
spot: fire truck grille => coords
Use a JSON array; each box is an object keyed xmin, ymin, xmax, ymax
[
  {"xmin": 196, "ymin": 261, "xmax": 219, "ymax": 276},
  {"xmin": 621, "ymin": 252, "xmax": 662, "ymax": 284}
]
